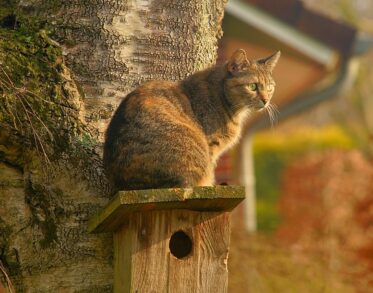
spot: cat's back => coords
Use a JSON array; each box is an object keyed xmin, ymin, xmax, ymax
[
  {"xmin": 115, "ymin": 80, "xmax": 193, "ymax": 119},
  {"xmin": 105, "ymin": 79, "xmax": 195, "ymax": 152},
  {"xmin": 103, "ymin": 79, "xmax": 210, "ymax": 190}
]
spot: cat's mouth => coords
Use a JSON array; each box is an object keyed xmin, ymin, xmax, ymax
[
  {"xmin": 251, "ymin": 96, "xmax": 270, "ymax": 111},
  {"xmin": 251, "ymin": 100, "xmax": 279, "ymax": 125},
  {"xmin": 253, "ymin": 100, "xmax": 268, "ymax": 111}
]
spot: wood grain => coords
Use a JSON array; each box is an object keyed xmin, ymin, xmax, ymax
[
  {"xmin": 168, "ymin": 210, "xmax": 200, "ymax": 293},
  {"xmin": 198, "ymin": 212, "xmax": 230, "ymax": 292},
  {"xmin": 113, "ymin": 209, "xmax": 231, "ymax": 292},
  {"xmin": 114, "ymin": 211, "xmax": 170, "ymax": 293}
]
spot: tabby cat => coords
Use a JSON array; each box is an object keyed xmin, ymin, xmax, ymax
[{"xmin": 103, "ymin": 49, "xmax": 280, "ymax": 190}]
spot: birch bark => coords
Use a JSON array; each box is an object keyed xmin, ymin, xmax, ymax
[{"xmin": 0, "ymin": 0, "xmax": 226, "ymax": 291}]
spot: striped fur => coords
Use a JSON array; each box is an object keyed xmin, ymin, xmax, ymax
[{"xmin": 104, "ymin": 49, "xmax": 280, "ymax": 190}]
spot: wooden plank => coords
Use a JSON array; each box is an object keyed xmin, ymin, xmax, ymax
[
  {"xmin": 113, "ymin": 219, "xmax": 132, "ymax": 293},
  {"xmin": 198, "ymin": 212, "xmax": 230, "ymax": 293},
  {"xmin": 130, "ymin": 211, "xmax": 170, "ymax": 293},
  {"xmin": 168, "ymin": 210, "xmax": 201, "ymax": 293},
  {"xmin": 89, "ymin": 186, "xmax": 245, "ymax": 233},
  {"xmin": 167, "ymin": 210, "xmax": 230, "ymax": 293},
  {"xmin": 114, "ymin": 211, "xmax": 171, "ymax": 293}
]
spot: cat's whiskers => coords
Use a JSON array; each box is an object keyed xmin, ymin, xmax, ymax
[
  {"xmin": 265, "ymin": 103, "xmax": 279, "ymax": 127},
  {"xmin": 271, "ymin": 103, "xmax": 280, "ymax": 120},
  {"xmin": 269, "ymin": 104, "xmax": 276, "ymax": 127}
]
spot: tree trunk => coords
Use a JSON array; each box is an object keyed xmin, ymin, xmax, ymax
[{"xmin": 0, "ymin": 0, "xmax": 226, "ymax": 291}]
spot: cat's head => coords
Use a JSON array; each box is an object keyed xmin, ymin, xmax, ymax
[{"xmin": 224, "ymin": 49, "xmax": 280, "ymax": 113}]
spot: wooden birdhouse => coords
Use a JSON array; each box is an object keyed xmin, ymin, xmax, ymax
[{"xmin": 88, "ymin": 186, "xmax": 245, "ymax": 293}]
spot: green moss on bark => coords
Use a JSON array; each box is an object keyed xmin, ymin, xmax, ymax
[{"xmin": 0, "ymin": 3, "xmax": 91, "ymax": 164}]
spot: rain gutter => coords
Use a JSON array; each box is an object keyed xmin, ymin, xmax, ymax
[{"xmin": 226, "ymin": 0, "xmax": 337, "ymax": 68}]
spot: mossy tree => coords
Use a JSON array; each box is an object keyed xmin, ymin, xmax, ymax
[{"xmin": 0, "ymin": 0, "xmax": 226, "ymax": 291}]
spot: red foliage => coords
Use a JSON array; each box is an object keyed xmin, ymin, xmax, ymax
[
  {"xmin": 277, "ymin": 150, "xmax": 373, "ymax": 289},
  {"xmin": 0, "ymin": 283, "xmax": 5, "ymax": 293}
]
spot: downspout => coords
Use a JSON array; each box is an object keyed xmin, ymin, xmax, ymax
[{"xmin": 241, "ymin": 136, "xmax": 256, "ymax": 232}]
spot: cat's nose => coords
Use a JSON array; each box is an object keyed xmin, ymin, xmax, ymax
[{"xmin": 259, "ymin": 95, "xmax": 268, "ymax": 107}]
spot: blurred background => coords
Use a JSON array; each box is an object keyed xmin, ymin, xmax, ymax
[{"xmin": 215, "ymin": 0, "xmax": 373, "ymax": 292}]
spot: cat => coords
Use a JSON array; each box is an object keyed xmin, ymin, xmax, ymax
[{"xmin": 103, "ymin": 49, "xmax": 280, "ymax": 191}]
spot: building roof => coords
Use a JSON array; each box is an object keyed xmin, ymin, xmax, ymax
[{"xmin": 244, "ymin": 0, "xmax": 356, "ymax": 58}]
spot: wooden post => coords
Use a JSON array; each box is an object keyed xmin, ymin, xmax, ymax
[{"xmin": 89, "ymin": 186, "xmax": 245, "ymax": 293}]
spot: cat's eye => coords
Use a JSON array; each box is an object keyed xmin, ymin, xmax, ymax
[
  {"xmin": 267, "ymin": 84, "xmax": 274, "ymax": 92},
  {"xmin": 248, "ymin": 83, "xmax": 257, "ymax": 91}
]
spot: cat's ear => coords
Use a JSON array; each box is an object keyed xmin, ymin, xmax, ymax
[
  {"xmin": 227, "ymin": 49, "xmax": 249, "ymax": 75},
  {"xmin": 257, "ymin": 51, "xmax": 281, "ymax": 72}
]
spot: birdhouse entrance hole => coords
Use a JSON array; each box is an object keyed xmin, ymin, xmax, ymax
[{"xmin": 169, "ymin": 230, "xmax": 193, "ymax": 259}]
